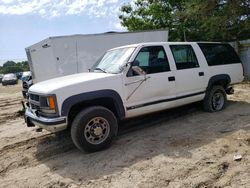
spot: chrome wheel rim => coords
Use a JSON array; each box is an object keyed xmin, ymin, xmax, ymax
[
  {"xmin": 212, "ymin": 92, "xmax": 224, "ymax": 111},
  {"xmin": 84, "ymin": 117, "xmax": 110, "ymax": 145}
]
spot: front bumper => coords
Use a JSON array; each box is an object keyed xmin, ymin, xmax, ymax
[
  {"xmin": 2, "ymin": 80, "xmax": 17, "ymax": 85},
  {"xmin": 25, "ymin": 108, "xmax": 67, "ymax": 133}
]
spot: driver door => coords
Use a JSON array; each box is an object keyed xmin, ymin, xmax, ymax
[{"xmin": 123, "ymin": 45, "xmax": 176, "ymax": 118}]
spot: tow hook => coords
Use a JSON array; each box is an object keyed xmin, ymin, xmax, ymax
[{"xmin": 226, "ymin": 87, "xmax": 234, "ymax": 95}]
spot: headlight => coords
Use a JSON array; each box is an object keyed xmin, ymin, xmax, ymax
[
  {"xmin": 39, "ymin": 95, "xmax": 57, "ymax": 114},
  {"xmin": 29, "ymin": 93, "xmax": 58, "ymax": 117}
]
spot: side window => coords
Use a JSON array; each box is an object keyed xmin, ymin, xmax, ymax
[
  {"xmin": 135, "ymin": 51, "xmax": 149, "ymax": 66},
  {"xmin": 133, "ymin": 46, "xmax": 170, "ymax": 75},
  {"xmin": 170, "ymin": 45, "xmax": 199, "ymax": 70},
  {"xmin": 198, "ymin": 43, "xmax": 241, "ymax": 66}
]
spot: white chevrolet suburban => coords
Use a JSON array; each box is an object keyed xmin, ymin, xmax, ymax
[{"xmin": 25, "ymin": 42, "xmax": 244, "ymax": 152}]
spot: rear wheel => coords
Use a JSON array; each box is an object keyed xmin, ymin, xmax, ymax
[
  {"xmin": 71, "ymin": 106, "xmax": 118, "ymax": 152},
  {"xmin": 203, "ymin": 85, "xmax": 227, "ymax": 112}
]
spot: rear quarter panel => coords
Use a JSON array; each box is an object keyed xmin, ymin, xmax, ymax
[
  {"xmin": 195, "ymin": 43, "xmax": 244, "ymax": 86},
  {"xmin": 206, "ymin": 64, "xmax": 244, "ymax": 84}
]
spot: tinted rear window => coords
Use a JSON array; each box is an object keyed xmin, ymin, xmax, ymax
[
  {"xmin": 170, "ymin": 45, "xmax": 199, "ymax": 70},
  {"xmin": 198, "ymin": 43, "xmax": 241, "ymax": 66}
]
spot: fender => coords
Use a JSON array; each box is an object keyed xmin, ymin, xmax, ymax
[
  {"xmin": 207, "ymin": 74, "xmax": 231, "ymax": 90},
  {"xmin": 61, "ymin": 89, "xmax": 125, "ymax": 119}
]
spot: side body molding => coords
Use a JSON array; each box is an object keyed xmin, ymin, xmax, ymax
[
  {"xmin": 207, "ymin": 74, "xmax": 231, "ymax": 90},
  {"xmin": 61, "ymin": 90, "xmax": 125, "ymax": 119}
]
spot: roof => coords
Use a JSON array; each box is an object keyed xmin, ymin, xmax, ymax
[{"xmin": 108, "ymin": 41, "xmax": 223, "ymax": 51}]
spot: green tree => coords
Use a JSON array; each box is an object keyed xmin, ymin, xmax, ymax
[
  {"xmin": 3, "ymin": 61, "xmax": 16, "ymax": 67},
  {"xmin": 180, "ymin": 0, "xmax": 250, "ymax": 41},
  {"xmin": 0, "ymin": 61, "xmax": 30, "ymax": 74},
  {"xmin": 16, "ymin": 61, "xmax": 30, "ymax": 71},
  {"xmin": 21, "ymin": 61, "xmax": 30, "ymax": 71},
  {"xmin": 119, "ymin": 0, "xmax": 250, "ymax": 41},
  {"xmin": 119, "ymin": 0, "xmax": 186, "ymax": 41}
]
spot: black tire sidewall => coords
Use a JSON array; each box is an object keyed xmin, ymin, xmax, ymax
[
  {"xmin": 71, "ymin": 106, "xmax": 118, "ymax": 152},
  {"xmin": 204, "ymin": 85, "xmax": 227, "ymax": 112}
]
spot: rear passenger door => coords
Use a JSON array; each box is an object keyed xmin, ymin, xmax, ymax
[{"xmin": 168, "ymin": 44, "xmax": 206, "ymax": 99}]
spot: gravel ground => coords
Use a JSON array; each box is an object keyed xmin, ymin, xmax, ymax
[{"xmin": 0, "ymin": 83, "xmax": 249, "ymax": 188}]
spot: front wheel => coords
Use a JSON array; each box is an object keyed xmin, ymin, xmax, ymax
[
  {"xmin": 203, "ymin": 85, "xmax": 227, "ymax": 112},
  {"xmin": 71, "ymin": 106, "xmax": 118, "ymax": 152}
]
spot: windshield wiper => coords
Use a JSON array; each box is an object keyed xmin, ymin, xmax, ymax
[{"xmin": 94, "ymin": 67, "xmax": 107, "ymax": 73}]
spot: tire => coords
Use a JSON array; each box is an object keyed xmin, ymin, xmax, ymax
[
  {"xmin": 71, "ymin": 106, "xmax": 118, "ymax": 152},
  {"xmin": 203, "ymin": 85, "xmax": 227, "ymax": 112}
]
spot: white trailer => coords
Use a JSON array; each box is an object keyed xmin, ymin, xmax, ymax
[{"xmin": 25, "ymin": 30, "xmax": 168, "ymax": 82}]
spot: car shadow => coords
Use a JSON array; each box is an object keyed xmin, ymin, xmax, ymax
[{"xmin": 35, "ymin": 100, "xmax": 250, "ymax": 183}]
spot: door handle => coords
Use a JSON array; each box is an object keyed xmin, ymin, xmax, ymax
[
  {"xmin": 199, "ymin": 72, "xmax": 204, "ymax": 76},
  {"xmin": 168, "ymin": 76, "xmax": 175, "ymax": 82}
]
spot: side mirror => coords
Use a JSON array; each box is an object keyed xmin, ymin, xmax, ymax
[{"xmin": 132, "ymin": 66, "xmax": 146, "ymax": 76}]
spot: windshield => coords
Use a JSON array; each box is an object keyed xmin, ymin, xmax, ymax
[
  {"xmin": 91, "ymin": 47, "xmax": 135, "ymax": 74},
  {"xmin": 22, "ymin": 71, "xmax": 31, "ymax": 77}
]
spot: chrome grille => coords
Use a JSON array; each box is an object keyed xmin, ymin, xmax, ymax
[
  {"xmin": 29, "ymin": 93, "xmax": 40, "ymax": 111},
  {"xmin": 30, "ymin": 94, "xmax": 40, "ymax": 102},
  {"xmin": 30, "ymin": 103, "xmax": 40, "ymax": 110}
]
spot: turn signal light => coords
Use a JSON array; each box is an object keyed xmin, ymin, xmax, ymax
[{"xmin": 48, "ymin": 96, "xmax": 55, "ymax": 110}]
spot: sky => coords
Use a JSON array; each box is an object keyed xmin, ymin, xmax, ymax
[{"xmin": 0, "ymin": 0, "xmax": 132, "ymax": 65}]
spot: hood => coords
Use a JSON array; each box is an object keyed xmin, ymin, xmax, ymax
[
  {"xmin": 29, "ymin": 72, "xmax": 117, "ymax": 94},
  {"xmin": 3, "ymin": 76, "xmax": 17, "ymax": 81}
]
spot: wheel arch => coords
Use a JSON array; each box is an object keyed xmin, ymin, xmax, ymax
[
  {"xmin": 61, "ymin": 90, "xmax": 125, "ymax": 127},
  {"xmin": 207, "ymin": 74, "xmax": 231, "ymax": 91}
]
